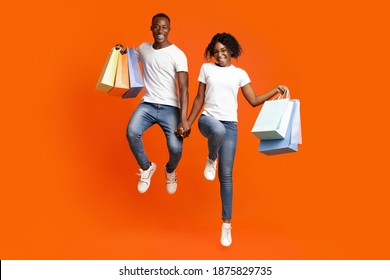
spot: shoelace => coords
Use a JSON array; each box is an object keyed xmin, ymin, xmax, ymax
[
  {"xmin": 166, "ymin": 171, "xmax": 177, "ymax": 183},
  {"xmin": 136, "ymin": 169, "xmax": 149, "ymax": 181},
  {"xmin": 208, "ymin": 159, "xmax": 217, "ymax": 169},
  {"xmin": 222, "ymin": 226, "xmax": 231, "ymax": 239}
]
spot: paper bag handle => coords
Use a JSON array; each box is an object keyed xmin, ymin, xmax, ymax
[{"xmin": 271, "ymin": 88, "xmax": 290, "ymax": 100}]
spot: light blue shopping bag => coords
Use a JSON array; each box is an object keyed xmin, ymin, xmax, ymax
[
  {"xmin": 122, "ymin": 47, "xmax": 144, "ymax": 98},
  {"xmin": 251, "ymin": 90, "xmax": 292, "ymax": 140},
  {"xmin": 258, "ymin": 99, "xmax": 302, "ymax": 155}
]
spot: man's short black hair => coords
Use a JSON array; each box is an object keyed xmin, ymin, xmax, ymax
[{"xmin": 152, "ymin": 13, "xmax": 170, "ymax": 24}]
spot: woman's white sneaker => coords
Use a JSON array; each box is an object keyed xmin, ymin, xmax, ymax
[
  {"xmin": 204, "ymin": 158, "xmax": 217, "ymax": 181},
  {"xmin": 220, "ymin": 223, "xmax": 232, "ymax": 247}
]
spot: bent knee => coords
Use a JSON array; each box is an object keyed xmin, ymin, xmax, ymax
[
  {"xmin": 126, "ymin": 126, "xmax": 142, "ymax": 141},
  {"xmin": 212, "ymin": 125, "xmax": 226, "ymax": 138}
]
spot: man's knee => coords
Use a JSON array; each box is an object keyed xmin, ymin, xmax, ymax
[
  {"xmin": 168, "ymin": 143, "xmax": 183, "ymax": 157},
  {"xmin": 126, "ymin": 126, "xmax": 141, "ymax": 141}
]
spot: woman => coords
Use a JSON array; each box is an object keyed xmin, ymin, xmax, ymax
[{"xmin": 185, "ymin": 32, "xmax": 287, "ymax": 247}]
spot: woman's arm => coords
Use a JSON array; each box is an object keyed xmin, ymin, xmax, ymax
[
  {"xmin": 242, "ymin": 83, "xmax": 288, "ymax": 107},
  {"xmin": 187, "ymin": 82, "xmax": 206, "ymax": 126}
]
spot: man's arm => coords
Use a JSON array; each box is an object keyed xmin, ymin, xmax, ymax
[{"xmin": 176, "ymin": 71, "xmax": 190, "ymax": 137}]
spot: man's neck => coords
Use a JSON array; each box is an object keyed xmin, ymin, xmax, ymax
[{"xmin": 153, "ymin": 41, "xmax": 171, "ymax": 49}]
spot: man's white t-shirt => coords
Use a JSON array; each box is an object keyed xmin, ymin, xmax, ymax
[
  {"xmin": 136, "ymin": 42, "xmax": 188, "ymax": 108},
  {"xmin": 198, "ymin": 62, "xmax": 251, "ymax": 122}
]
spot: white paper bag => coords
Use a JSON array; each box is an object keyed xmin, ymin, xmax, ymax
[
  {"xmin": 251, "ymin": 91, "xmax": 291, "ymax": 140},
  {"xmin": 259, "ymin": 99, "xmax": 302, "ymax": 155}
]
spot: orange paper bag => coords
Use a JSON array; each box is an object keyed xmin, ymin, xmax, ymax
[{"xmin": 109, "ymin": 52, "xmax": 130, "ymax": 96}]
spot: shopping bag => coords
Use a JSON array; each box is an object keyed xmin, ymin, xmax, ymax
[
  {"xmin": 258, "ymin": 99, "xmax": 301, "ymax": 155},
  {"xmin": 96, "ymin": 48, "xmax": 121, "ymax": 92},
  {"xmin": 122, "ymin": 47, "xmax": 144, "ymax": 98},
  {"xmin": 251, "ymin": 90, "xmax": 291, "ymax": 140},
  {"xmin": 109, "ymin": 52, "xmax": 130, "ymax": 96}
]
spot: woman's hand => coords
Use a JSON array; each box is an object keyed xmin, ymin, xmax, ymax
[{"xmin": 276, "ymin": 85, "xmax": 288, "ymax": 95}]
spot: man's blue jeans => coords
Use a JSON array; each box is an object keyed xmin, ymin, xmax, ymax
[
  {"xmin": 198, "ymin": 114, "xmax": 238, "ymax": 221},
  {"xmin": 126, "ymin": 102, "xmax": 183, "ymax": 173}
]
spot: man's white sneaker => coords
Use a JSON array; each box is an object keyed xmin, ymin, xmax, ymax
[
  {"xmin": 220, "ymin": 223, "xmax": 232, "ymax": 247},
  {"xmin": 165, "ymin": 167, "xmax": 177, "ymax": 195},
  {"xmin": 137, "ymin": 162, "xmax": 157, "ymax": 193},
  {"xmin": 204, "ymin": 158, "xmax": 217, "ymax": 181}
]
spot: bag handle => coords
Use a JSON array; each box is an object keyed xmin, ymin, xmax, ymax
[{"xmin": 270, "ymin": 87, "xmax": 290, "ymax": 100}]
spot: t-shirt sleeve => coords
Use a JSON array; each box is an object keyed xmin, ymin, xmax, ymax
[
  {"xmin": 198, "ymin": 64, "xmax": 206, "ymax": 83},
  {"xmin": 175, "ymin": 49, "xmax": 188, "ymax": 72},
  {"xmin": 239, "ymin": 69, "xmax": 251, "ymax": 87}
]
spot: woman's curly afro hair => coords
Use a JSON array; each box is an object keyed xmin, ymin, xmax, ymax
[{"xmin": 204, "ymin": 32, "xmax": 243, "ymax": 60}]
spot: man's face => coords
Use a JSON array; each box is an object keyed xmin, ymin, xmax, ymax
[{"xmin": 150, "ymin": 17, "xmax": 170, "ymax": 45}]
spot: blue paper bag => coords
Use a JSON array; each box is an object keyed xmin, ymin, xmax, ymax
[
  {"xmin": 122, "ymin": 47, "xmax": 144, "ymax": 98},
  {"xmin": 109, "ymin": 52, "xmax": 130, "ymax": 96},
  {"xmin": 259, "ymin": 100, "xmax": 301, "ymax": 155}
]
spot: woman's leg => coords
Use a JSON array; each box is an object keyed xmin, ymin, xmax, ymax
[
  {"xmin": 198, "ymin": 115, "xmax": 226, "ymax": 161},
  {"xmin": 218, "ymin": 121, "xmax": 238, "ymax": 222}
]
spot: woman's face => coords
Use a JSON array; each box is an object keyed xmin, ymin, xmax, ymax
[{"xmin": 213, "ymin": 42, "xmax": 232, "ymax": 67}]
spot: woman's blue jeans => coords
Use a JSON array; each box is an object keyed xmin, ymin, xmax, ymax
[
  {"xmin": 126, "ymin": 102, "xmax": 183, "ymax": 173},
  {"xmin": 198, "ymin": 114, "xmax": 238, "ymax": 221}
]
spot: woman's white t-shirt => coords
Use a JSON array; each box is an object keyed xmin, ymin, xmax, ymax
[{"xmin": 198, "ymin": 62, "xmax": 251, "ymax": 122}]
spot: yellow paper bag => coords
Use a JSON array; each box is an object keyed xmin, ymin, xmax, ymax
[{"xmin": 96, "ymin": 48, "xmax": 120, "ymax": 92}]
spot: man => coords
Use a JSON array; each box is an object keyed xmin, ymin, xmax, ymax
[{"xmin": 116, "ymin": 13, "xmax": 190, "ymax": 195}]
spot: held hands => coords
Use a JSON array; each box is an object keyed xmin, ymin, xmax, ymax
[{"xmin": 175, "ymin": 120, "xmax": 191, "ymax": 139}]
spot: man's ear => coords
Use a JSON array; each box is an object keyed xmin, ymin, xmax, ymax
[{"xmin": 150, "ymin": 26, "xmax": 153, "ymax": 31}]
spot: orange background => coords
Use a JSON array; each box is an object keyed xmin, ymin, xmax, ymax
[{"xmin": 1, "ymin": 0, "xmax": 389, "ymax": 259}]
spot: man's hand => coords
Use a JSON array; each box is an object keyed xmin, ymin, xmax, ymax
[
  {"xmin": 175, "ymin": 120, "xmax": 191, "ymax": 138},
  {"xmin": 114, "ymin": 44, "xmax": 126, "ymax": 54}
]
